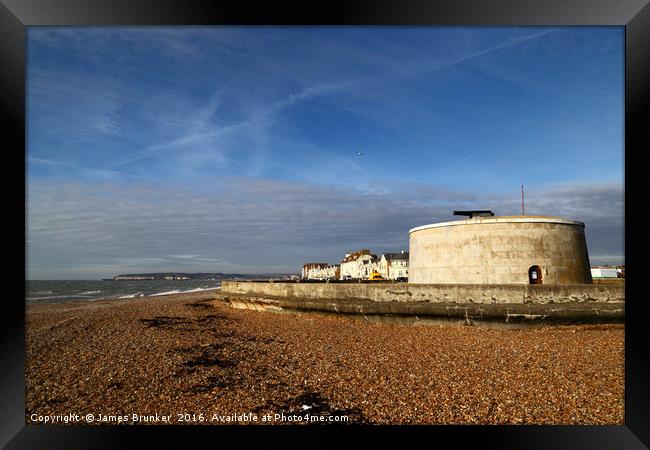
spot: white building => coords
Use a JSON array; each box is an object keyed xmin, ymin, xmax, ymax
[
  {"xmin": 378, "ymin": 251, "xmax": 409, "ymax": 280},
  {"xmin": 591, "ymin": 267, "xmax": 619, "ymax": 278},
  {"xmin": 340, "ymin": 249, "xmax": 378, "ymax": 280},
  {"xmin": 302, "ymin": 263, "xmax": 328, "ymax": 279},
  {"xmin": 308, "ymin": 264, "xmax": 340, "ymax": 280}
]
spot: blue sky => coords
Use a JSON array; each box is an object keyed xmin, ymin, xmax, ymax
[{"xmin": 26, "ymin": 26, "xmax": 624, "ymax": 279}]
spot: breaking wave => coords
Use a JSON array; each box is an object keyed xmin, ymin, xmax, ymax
[
  {"xmin": 149, "ymin": 287, "xmax": 217, "ymax": 297},
  {"xmin": 118, "ymin": 293, "xmax": 145, "ymax": 299}
]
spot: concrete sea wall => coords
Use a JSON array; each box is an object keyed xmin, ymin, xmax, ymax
[{"xmin": 221, "ymin": 280, "xmax": 624, "ymax": 305}]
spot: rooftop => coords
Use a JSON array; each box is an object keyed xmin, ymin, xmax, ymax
[
  {"xmin": 453, "ymin": 210, "xmax": 495, "ymax": 218},
  {"xmin": 383, "ymin": 252, "xmax": 409, "ymax": 261},
  {"xmin": 409, "ymin": 215, "xmax": 585, "ymax": 234}
]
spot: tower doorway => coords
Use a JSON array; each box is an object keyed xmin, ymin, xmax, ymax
[{"xmin": 528, "ymin": 265, "xmax": 542, "ymax": 284}]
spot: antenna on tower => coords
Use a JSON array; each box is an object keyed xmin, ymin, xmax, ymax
[{"xmin": 521, "ymin": 185, "xmax": 525, "ymax": 215}]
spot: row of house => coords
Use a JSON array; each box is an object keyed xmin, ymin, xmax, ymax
[
  {"xmin": 302, "ymin": 249, "xmax": 409, "ymax": 281},
  {"xmin": 590, "ymin": 265, "xmax": 625, "ymax": 278},
  {"xmin": 301, "ymin": 263, "xmax": 340, "ymax": 280}
]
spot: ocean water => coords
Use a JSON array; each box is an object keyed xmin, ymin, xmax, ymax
[{"xmin": 26, "ymin": 279, "xmax": 224, "ymax": 304}]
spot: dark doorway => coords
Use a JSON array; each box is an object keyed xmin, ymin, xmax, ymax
[{"xmin": 528, "ymin": 265, "xmax": 542, "ymax": 284}]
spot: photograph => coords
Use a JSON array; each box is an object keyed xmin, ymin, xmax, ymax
[{"xmin": 25, "ymin": 25, "xmax": 626, "ymax": 427}]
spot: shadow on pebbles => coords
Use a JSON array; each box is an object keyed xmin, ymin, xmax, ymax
[{"xmin": 136, "ymin": 300, "xmax": 363, "ymax": 423}]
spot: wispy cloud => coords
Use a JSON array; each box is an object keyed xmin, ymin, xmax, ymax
[
  {"xmin": 28, "ymin": 68, "xmax": 125, "ymax": 142},
  {"xmin": 110, "ymin": 78, "xmax": 358, "ymax": 172},
  {"xmin": 28, "ymin": 156, "xmax": 150, "ymax": 181},
  {"xmin": 426, "ymin": 28, "xmax": 560, "ymax": 72},
  {"xmin": 28, "ymin": 26, "xmax": 574, "ymax": 185}
]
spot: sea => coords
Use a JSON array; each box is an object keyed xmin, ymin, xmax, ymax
[
  {"xmin": 25, "ymin": 275, "xmax": 290, "ymax": 304},
  {"xmin": 25, "ymin": 279, "xmax": 225, "ymax": 304}
]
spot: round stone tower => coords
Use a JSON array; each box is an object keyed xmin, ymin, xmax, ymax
[{"xmin": 408, "ymin": 215, "xmax": 592, "ymax": 285}]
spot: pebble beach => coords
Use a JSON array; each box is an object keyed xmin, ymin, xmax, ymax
[{"xmin": 25, "ymin": 291, "xmax": 624, "ymax": 425}]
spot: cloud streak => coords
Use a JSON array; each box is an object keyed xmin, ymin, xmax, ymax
[
  {"xmin": 67, "ymin": 28, "xmax": 561, "ymax": 178},
  {"xmin": 112, "ymin": 78, "xmax": 358, "ymax": 170}
]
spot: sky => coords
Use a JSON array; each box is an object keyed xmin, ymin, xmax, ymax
[{"xmin": 26, "ymin": 26, "xmax": 624, "ymax": 279}]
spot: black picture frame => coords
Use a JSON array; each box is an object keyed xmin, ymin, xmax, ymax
[{"xmin": 4, "ymin": 0, "xmax": 648, "ymax": 447}]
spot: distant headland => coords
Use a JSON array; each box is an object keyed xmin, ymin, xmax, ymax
[{"xmin": 105, "ymin": 272, "xmax": 296, "ymax": 281}]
